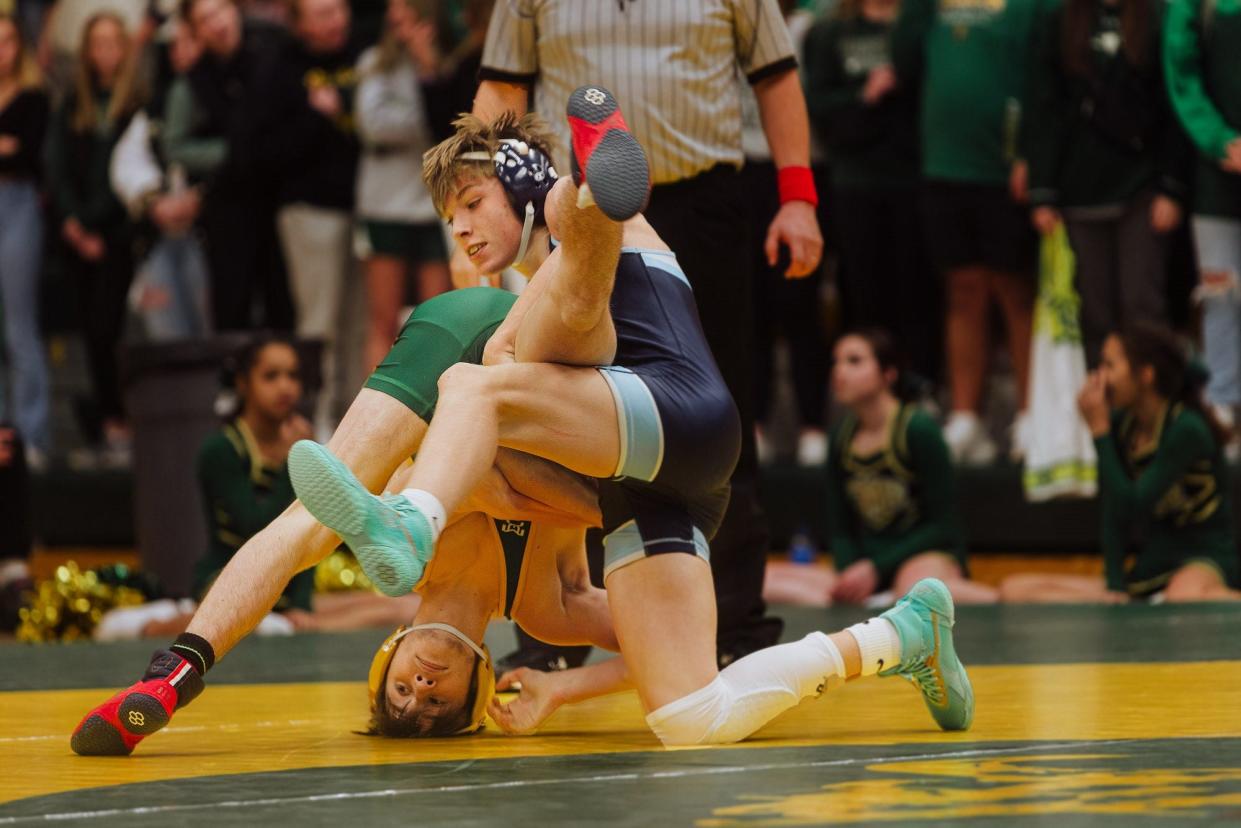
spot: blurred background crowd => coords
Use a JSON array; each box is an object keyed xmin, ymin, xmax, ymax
[{"xmin": 1, "ymin": 0, "xmax": 1239, "ymax": 646}]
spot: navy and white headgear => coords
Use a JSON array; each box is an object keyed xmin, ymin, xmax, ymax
[{"xmin": 460, "ymin": 138, "xmax": 558, "ymax": 267}]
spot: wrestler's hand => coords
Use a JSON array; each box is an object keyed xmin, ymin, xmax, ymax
[
  {"xmin": 494, "ymin": 449, "xmax": 601, "ymax": 527},
  {"xmin": 488, "ymin": 667, "xmax": 563, "ymax": 735},
  {"xmin": 460, "ymin": 463, "xmax": 597, "ymax": 527}
]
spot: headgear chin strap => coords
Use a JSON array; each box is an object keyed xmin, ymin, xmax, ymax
[
  {"xmin": 460, "ymin": 138, "xmax": 557, "ymax": 270},
  {"xmin": 367, "ymin": 622, "xmax": 496, "ymax": 735}
]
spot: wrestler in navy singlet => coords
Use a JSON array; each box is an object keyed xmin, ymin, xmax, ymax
[{"xmin": 595, "ymin": 247, "xmax": 742, "ymax": 576}]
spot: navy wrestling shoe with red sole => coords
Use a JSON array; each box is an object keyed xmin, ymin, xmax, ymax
[
  {"xmin": 70, "ymin": 650, "xmax": 204, "ymax": 756},
  {"xmin": 566, "ymin": 85, "xmax": 650, "ymax": 222}
]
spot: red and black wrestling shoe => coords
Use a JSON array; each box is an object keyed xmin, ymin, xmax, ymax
[
  {"xmin": 70, "ymin": 650, "xmax": 204, "ymax": 756},
  {"xmin": 566, "ymin": 84, "xmax": 650, "ymax": 222}
]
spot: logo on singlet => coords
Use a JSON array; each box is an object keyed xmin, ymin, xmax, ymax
[{"xmin": 499, "ymin": 521, "xmax": 528, "ymax": 537}]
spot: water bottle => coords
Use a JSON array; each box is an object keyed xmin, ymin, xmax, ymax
[{"xmin": 788, "ymin": 527, "xmax": 817, "ymax": 565}]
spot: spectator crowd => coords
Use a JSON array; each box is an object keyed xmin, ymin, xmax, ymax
[{"xmin": 1, "ymin": 0, "xmax": 1240, "ymax": 612}]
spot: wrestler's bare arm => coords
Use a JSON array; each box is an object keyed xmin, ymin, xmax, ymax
[
  {"xmin": 510, "ymin": 522, "xmax": 618, "ymax": 653},
  {"xmin": 492, "ymin": 449, "xmax": 600, "ymax": 527}
]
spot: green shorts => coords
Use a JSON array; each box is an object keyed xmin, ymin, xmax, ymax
[
  {"xmin": 363, "ymin": 287, "xmax": 518, "ymax": 422},
  {"xmin": 365, "ymin": 220, "xmax": 448, "ymax": 263}
]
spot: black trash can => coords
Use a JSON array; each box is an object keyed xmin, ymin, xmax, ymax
[{"xmin": 123, "ymin": 337, "xmax": 321, "ymax": 596}]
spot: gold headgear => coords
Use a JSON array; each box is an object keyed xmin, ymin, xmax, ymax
[{"xmin": 367, "ymin": 623, "xmax": 495, "ymax": 735}]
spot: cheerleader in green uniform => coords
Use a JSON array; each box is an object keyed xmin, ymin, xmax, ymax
[
  {"xmin": 195, "ymin": 336, "xmax": 424, "ymax": 630},
  {"xmin": 827, "ymin": 330, "xmax": 998, "ymax": 605},
  {"xmin": 98, "ymin": 337, "xmax": 420, "ymax": 640},
  {"xmin": 1003, "ymin": 324, "xmax": 1241, "ymax": 602}
]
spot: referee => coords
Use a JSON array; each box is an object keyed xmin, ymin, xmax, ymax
[{"xmin": 474, "ymin": 0, "xmax": 823, "ymax": 667}]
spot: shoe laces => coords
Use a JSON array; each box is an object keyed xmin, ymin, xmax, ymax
[
  {"xmin": 899, "ymin": 658, "xmax": 946, "ymax": 705},
  {"xmin": 381, "ymin": 493, "xmax": 411, "ymax": 510},
  {"xmin": 892, "ymin": 609, "xmax": 947, "ymax": 705},
  {"xmin": 380, "ymin": 494, "xmax": 421, "ymax": 522}
]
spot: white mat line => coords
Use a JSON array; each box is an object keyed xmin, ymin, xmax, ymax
[{"xmin": 0, "ymin": 740, "xmax": 1124, "ymax": 824}]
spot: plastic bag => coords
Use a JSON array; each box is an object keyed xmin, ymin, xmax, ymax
[{"xmin": 1023, "ymin": 224, "xmax": 1098, "ymax": 500}]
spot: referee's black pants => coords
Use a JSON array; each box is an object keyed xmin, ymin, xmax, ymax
[{"xmin": 643, "ymin": 165, "xmax": 783, "ymax": 663}]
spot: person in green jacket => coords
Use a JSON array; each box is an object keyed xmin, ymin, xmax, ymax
[
  {"xmin": 1164, "ymin": 0, "xmax": 1241, "ymax": 425},
  {"xmin": 1003, "ymin": 323, "xmax": 1241, "ymax": 602},
  {"xmin": 826, "ymin": 329, "xmax": 998, "ymax": 605},
  {"xmin": 1025, "ymin": 0, "xmax": 1190, "ymax": 367},
  {"xmin": 44, "ymin": 11, "xmax": 142, "ymax": 461},
  {"xmin": 891, "ymin": 0, "xmax": 1041, "ymax": 465}
]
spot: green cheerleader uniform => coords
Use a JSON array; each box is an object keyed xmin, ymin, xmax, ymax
[
  {"xmin": 1096, "ymin": 404, "xmax": 1239, "ymax": 596},
  {"xmin": 826, "ymin": 404, "xmax": 968, "ymax": 588}
]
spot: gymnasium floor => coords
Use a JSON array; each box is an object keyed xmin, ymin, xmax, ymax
[{"xmin": 2, "ymin": 603, "xmax": 1240, "ymax": 826}]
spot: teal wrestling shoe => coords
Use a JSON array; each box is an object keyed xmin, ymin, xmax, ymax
[
  {"xmin": 288, "ymin": 440, "xmax": 434, "ymax": 597},
  {"xmin": 878, "ymin": 577, "xmax": 974, "ymax": 731}
]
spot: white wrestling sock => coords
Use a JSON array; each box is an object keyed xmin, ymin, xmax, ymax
[
  {"xmin": 399, "ymin": 488, "xmax": 447, "ymax": 543},
  {"xmin": 645, "ymin": 632, "xmax": 846, "ymax": 746},
  {"xmin": 845, "ymin": 618, "xmax": 901, "ymax": 676}
]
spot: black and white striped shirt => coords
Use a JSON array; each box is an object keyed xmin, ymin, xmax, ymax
[{"xmin": 480, "ymin": 0, "xmax": 798, "ymax": 185}]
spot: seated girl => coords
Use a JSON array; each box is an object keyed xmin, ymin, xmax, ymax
[
  {"xmin": 97, "ymin": 336, "xmax": 419, "ymax": 639},
  {"xmin": 825, "ymin": 330, "xmax": 997, "ymax": 606},
  {"xmin": 1003, "ymin": 324, "xmax": 1241, "ymax": 603}
]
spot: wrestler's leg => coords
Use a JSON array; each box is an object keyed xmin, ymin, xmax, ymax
[
  {"xmin": 512, "ymin": 177, "xmax": 621, "ymax": 366},
  {"xmin": 400, "ymin": 362, "xmax": 620, "ymax": 520},
  {"xmin": 71, "ymin": 389, "xmax": 428, "ymax": 756},
  {"xmin": 607, "ymin": 558, "xmax": 971, "ymax": 746},
  {"xmin": 188, "ymin": 389, "xmax": 425, "ymax": 656}
]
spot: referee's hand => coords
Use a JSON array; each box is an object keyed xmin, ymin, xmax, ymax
[{"xmin": 765, "ymin": 201, "xmax": 823, "ymax": 279}]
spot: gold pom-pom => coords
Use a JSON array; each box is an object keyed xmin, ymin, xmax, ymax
[
  {"xmin": 314, "ymin": 549, "xmax": 375, "ymax": 593},
  {"xmin": 16, "ymin": 562, "xmax": 147, "ymax": 643}
]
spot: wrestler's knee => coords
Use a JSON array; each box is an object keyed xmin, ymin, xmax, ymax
[{"xmin": 645, "ymin": 677, "xmax": 730, "ymax": 746}]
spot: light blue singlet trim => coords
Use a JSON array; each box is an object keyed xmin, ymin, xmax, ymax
[
  {"xmin": 621, "ymin": 246, "xmax": 691, "ymax": 289},
  {"xmin": 602, "ymin": 520, "xmax": 711, "ymax": 579},
  {"xmin": 597, "ymin": 365, "xmax": 664, "ymax": 482}
]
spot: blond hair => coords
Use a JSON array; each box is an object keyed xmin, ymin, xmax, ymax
[
  {"xmin": 72, "ymin": 12, "xmax": 144, "ymax": 133},
  {"xmin": 0, "ymin": 14, "xmax": 42, "ymax": 90},
  {"xmin": 422, "ymin": 111, "xmax": 560, "ymax": 215}
]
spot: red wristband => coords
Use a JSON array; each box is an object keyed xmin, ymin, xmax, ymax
[{"xmin": 777, "ymin": 166, "xmax": 818, "ymax": 206}]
